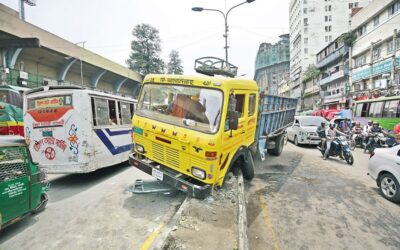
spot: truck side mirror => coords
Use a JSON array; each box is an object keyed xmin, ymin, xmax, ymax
[{"xmin": 228, "ymin": 110, "xmax": 239, "ymax": 130}]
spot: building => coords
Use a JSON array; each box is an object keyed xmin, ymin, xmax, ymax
[
  {"xmin": 289, "ymin": 0, "xmax": 372, "ymax": 104},
  {"xmin": 254, "ymin": 34, "xmax": 290, "ymax": 95},
  {"xmin": 278, "ymin": 73, "xmax": 291, "ymax": 97},
  {"xmin": 350, "ymin": 0, "xmax": 400, "ymax": 101},
  {"xmin": 316, "ymin": 34, "xmax": 351, "ymax": 109},
  {"xmin": 0, "ymin": 4, "xmax": 142, "ymax": 97}
]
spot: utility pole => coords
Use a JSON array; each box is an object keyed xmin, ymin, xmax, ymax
[
  {"xmin": 18, "ymin": 0, "xmax": 36, "ymax": 21},
  {"xmin": 75, "ymin": 41, "xmax": 86, "ymax": 86}
]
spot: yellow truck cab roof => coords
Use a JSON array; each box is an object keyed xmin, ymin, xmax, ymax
[{"xmin": 143, "ymin": 74, "xmax": 258, "ymax": 91}]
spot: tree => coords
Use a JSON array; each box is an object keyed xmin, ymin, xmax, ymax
[
  {"xmin": 126, "ymin": 24, "xmax": 164, "ymax": 75},
  {"xmin": 167, "ymin": 50, "xmax": 184, "ymax": 74}
]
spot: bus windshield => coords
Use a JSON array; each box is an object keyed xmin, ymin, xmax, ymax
[{"xmin": 136, "ymin": 83, "xmax": 223, "ymax": 134}]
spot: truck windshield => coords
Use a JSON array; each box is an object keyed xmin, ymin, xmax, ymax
[{"xmin": 136, "ymin": 84, "xmax": 223, "ymax": 134}]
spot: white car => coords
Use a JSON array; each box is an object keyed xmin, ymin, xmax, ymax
[
  {"xmin": 286, "ymin": 116, "xmax": 328, "ymax": 146},
  {"xmin": 368, "ymin": 145, "xmax": 400, "ymax": 203}
]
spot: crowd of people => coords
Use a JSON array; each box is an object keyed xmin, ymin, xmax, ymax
[{"xmin": 316, "ymin": 119, "xmax": 396, "ymax": 159}]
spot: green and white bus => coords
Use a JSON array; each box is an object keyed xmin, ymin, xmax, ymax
[{"xmin": 353, "ymin": 96, "xmax": 400, "ymax": 131}]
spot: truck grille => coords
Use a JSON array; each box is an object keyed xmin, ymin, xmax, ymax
[
  {"xmin": 152, "ymin": 142, "xmax": 165, "ymax": 162},
  {"xmin": 151, "ymin": 142, "xmax": 181, "ymax": 169}
]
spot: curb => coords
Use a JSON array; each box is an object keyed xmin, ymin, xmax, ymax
[
  {"xmin": 152, "ymin": 197, "xmax": 190, "ymax": 250},
  {"xmin": 237, "ymin": 173, "xmax": 249, "ymax": 250}
]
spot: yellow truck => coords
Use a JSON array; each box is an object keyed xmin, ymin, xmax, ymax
[{"xmin": 129, "ymin": 74, "xmax": 296, "ymax": 198}]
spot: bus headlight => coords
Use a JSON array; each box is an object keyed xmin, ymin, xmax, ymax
[
  {"xmin": 191, "ymin": 167, "xmax": 206, "ymax": 180},
  {"xmin": 136, "ymin": 144, "xmax": 145, "ymax": 153}
]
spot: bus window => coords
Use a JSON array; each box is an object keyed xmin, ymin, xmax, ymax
[
  {"xmin": 93, "ymin": 98, "xmax": 109, "ymax": 126},
  {"xmin": 355, "ymin": 104, "xmax": 363, "ymax": 117},
  {"xmin": 361, "ymin": 103, "xmax": 369, "ymax": 117},
  {"xmin": 383, "ymin": 100, "xmax": 400, "ymax": 118},
  {"xmin": 130, "ymin": 103, "xmax": 135, "ymax": 116},
  {"xmin": 118, "ymin": 101, "xmax": 132, "ymax": 125},
  {"xmin": 370, "ymin": 101, "xmax": 383, "ymax": 118},
  {"xmin": 108, "ymin": 100, "xmax": 117, "ymax": 125}
]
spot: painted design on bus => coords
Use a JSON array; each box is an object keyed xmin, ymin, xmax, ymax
[
  {"xmin": 44, "ymin": 147, "xmax": 56, "ymax": 160},
  {"xmin": 33, "ymin": 137, "xmax": 68, "ymax": 152},
  {"xmin": 94, "ymin": 128, "xmax": 133, "ymax": 155},
  {"xmin": 68, "ymin": 124, "xmax": 79, "ymax": 155}
]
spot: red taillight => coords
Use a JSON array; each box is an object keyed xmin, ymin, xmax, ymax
[{"xmin": 370, "ymin": 151, "xmax": 375, "ymax": 159}]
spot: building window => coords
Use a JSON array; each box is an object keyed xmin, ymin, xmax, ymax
[
  {"xmin": 304, "ymin": 48, "xmax": 308, "ymax": 54},
  {"xmin": 325, "ymin": 5, "xmax": 332, "ymax": 11},
  {"xmin": 373, "ymin": 47, "xmax": 381, "ymax": 61},
  {"xmin": 325, "ymin": 26, "xmax": 332, "ymax": 32},
  {"xmin": 354, "ymin": 2, "xmax": 359, "ymax": 7},
  {"xmin": 357, "ymin": 25, "xmax": 367, "ymax": 37},
  {"xmin": 303, "ymin": 8, "xmax": 308, "ymax": 14},
  {"xmin": 388, "ymin": 40, "xmax": 394, "ymax": 54},
  {"xmin": 304, "ymin": 18, "xmax": 308, "ymax": 26},
  {"xmin": 304, "ymin": 27, "xmax": 308, "ymax": 33},
  {"xmin": 355, "ymin": 54, "xmax": 366, "ymax": 67},
  {"xmin": 304, "ymin": 37, "xmax": 308, "ymax": 44},
  {"xmin": 325, "ymin": 36, "xmax": 329, "ymax": 42},
  {"xmin": 325, "ymin": 16, "xmax": 328, "ymax": 22},
  {"xmin": 304, "ymin": 0, "xmax": 307, "ymax": 4},
  {"xmin": 349, "ymin": 3, "xmax": 353, "ymax": 9},
  {"xmin": 388, "ymin": 0, "xmax": 400, "ymax": 16},
  {"xmin": 373, "ymin": 16, "xmax": 380, "ymax": 27},
  {"xmin": 329, "ymin": 36, "xmax": 332, "ymax": 42}
]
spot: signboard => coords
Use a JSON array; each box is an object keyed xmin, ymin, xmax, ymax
[
  {"xmin": 352, "ymin": 68, "xmax": 369, "ymax": 82},
  {"xmin": 372, "ymin": 58, "xmax": 392, "ymax": 76},
  {"xmin": 34, "ymin": 96, "xmax": 72, "ymax": 109},
  {"xmin": 0, "ymin": 38, "xmax": 40, "ymax": 48}
]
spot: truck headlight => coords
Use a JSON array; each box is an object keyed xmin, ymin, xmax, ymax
[
  {"xmin": 191, "ymin": 167, "xmax": 206, "ymax": 180},
  {"xmin": 136, "ymin": 144, "xmax": 145, "ymax": 153}
]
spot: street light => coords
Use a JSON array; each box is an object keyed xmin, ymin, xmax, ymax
[{"xmin": 192, "ymin": 0, "xmax": 256, "ymax": 64}]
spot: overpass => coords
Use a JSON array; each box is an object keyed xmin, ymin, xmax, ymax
[{"xmin": 0, "ymin": 4, "xmax": 142, "ymax": 97}]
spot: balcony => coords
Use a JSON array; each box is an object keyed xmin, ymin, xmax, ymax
[
  {"xmin": 319, "ymin": 69, "xmax": 348, "ymax": 86},
  {"xmin": 316, "ymin": 46, "xmax": 349, "ymax": 69}
]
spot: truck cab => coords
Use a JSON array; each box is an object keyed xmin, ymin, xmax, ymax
[{"xmin": 130, "ymin": 74, "xmax": 258, "ymax": 198}]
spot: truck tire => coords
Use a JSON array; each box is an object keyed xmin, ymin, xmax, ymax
[
  {"xmin": 242, "ymin": 151, "xmax": 254, "ymax": 180},
  {"xmin": 267, "ymin": 134, "xmax": 285, "ymax": 156}
]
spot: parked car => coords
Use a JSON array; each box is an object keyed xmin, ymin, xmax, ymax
[
  {"xmin": 286, "ymin": 116, "xmax": 328, "ymax": 146},
  {"xmin": 0, "ymin": 136, "xmax": 48, "ymax": 230},
  {"xmin": 368, "ymin": 145, "xmax": 400, "ymax": 203}
]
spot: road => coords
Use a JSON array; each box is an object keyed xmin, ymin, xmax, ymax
[
  {"xmin": 247, "ymin": 142, "xmax": 400, "ymax": 250},
  {"xmin": 2, "ymin": 143, "xmax": 400, "ymax": 250},
  {"xmin": 0, "ymin": 163, "xmax": 185, "ymax": 250}
]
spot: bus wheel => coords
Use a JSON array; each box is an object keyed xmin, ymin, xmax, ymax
[{"xmin": 267, "ymin": 134, "xmax": 285, "ymax": 156}]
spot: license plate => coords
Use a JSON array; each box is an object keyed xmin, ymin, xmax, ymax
[{"xmin": 152, "ymin": 168, "xmax": 163, "ymax": 181}]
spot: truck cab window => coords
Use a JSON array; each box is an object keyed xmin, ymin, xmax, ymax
[{"xmin": 248, "ymin": 94, "xmax": 256, "ymax": 116}]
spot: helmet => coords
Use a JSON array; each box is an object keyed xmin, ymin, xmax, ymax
[
  {"xmin": 368, "ymin": 120, "xmax": 373, "ymax": 125},
  {"xmin": 321, "ymin": 121, "xmax": 326, "ymax": 126},
  {"xmin": 329, "ymin": 123, "xmax": 336, "ymax": 128}
]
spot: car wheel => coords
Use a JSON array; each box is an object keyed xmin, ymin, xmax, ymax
[
  {"xmin": 294, "ymin": 135, "xmax": 299, "ymax": 146},
  {"xmin": 379, "ymin": 173, "xmax": 400, "ymax": 203}
]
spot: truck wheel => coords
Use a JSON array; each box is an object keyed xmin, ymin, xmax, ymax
[
  {"xmin": 267, "ymin": 134, "xmax": 285, "ymax": 156},
  {"xmin": 242, "ymin": 152, "xmax": 254, "ymax": 180}
]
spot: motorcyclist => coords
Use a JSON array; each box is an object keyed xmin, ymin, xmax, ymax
[
  {"xmin": 317, "ymin": 121, "xmax": 327, "ymax": 150},
  {"xmin": 324, "ymin": 123, "xmax": 346, "ymax": 160},
  {"xmin": 365, "ymin": 122, "xmax": 387, "ymax": 152},
  {"xmin": 352, "ymin": 122, "xmax": 363, "ymax": 141}
]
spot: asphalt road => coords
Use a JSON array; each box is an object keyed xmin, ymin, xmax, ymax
[
  {"xmin": 247, "ymin": 142, "xmax": 400, "ymax": 250},
  {"xmin": 0, "ymin": 163, "xmax": 185, "ymax": 250}
]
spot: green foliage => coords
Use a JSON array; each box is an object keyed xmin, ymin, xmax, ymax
[
  {"xmin": 167, "ymin": 50, "xmax": 184, "ymax": 75},
  {"xmin": 303, "ymin": 65, "xmax": 320, "ymax": 83},
  {"xmin": 338, "ymin": 32, "xmax": 357, "ymax": 46},
  {"xmin": 126, "ymin": 24, "xmax": 165, "ymax": 75}
]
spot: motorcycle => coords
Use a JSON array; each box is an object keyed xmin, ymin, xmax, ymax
[
  {"xmin": 318, "ymin": 136, "xmax": 354, "ymax": 165},
  {"xmin": 354, "ymin": 133, "xmax": 364, "ymax": 148},
  {"xmin": 364, "ymin": 132, "xmax": 388, "ymax": 153}
]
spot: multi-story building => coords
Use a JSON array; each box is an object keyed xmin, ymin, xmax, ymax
[
  {"xmin": 350, "ymin": 0, "xmax": 400, "ymax": 101},
  {"xmin": 278, "ymin": 72, "xmax": 291, "ymax": 97},
  {"xmin": 316, "ymin": 34, "xmax": 351, "ymax": 109},
  {"xmin": 254, "ymin": 34, "xmax": 290, "ymax": 95},
  {"xmin": 289, "ymin": 0, "xmax": 372, "ymax": 103}
]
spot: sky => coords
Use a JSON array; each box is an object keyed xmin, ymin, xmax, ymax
[{"xmin": 0, "ymin": 0, "xmax": 289, "ymax": 78}]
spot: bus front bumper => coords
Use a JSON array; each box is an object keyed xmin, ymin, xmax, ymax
[{"xmin": 129, "ymin": 153, "xmax": 212, "ymax": 199}]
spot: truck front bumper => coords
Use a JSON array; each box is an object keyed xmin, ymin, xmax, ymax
[{"xmin": 129, "ymin": 153, "xmax": 212, "ymax": 199}]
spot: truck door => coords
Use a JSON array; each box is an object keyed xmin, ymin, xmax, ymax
[
  {"xmin": 0, "ymin": 146, "xmax": 30, "ymax": 225},
  {"xmin": 222, "ymin": 91, "xmax": 249, "ymax": 152}
]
